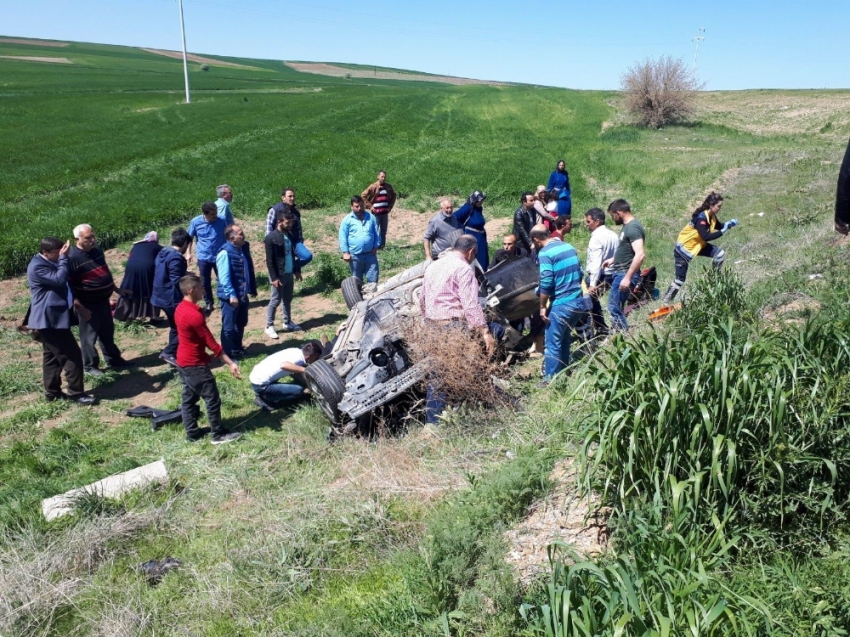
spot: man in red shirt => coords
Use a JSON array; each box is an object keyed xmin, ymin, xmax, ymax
[{"xmin": 174, "ymin": 274, "xmax": 242, "ymax": 444}]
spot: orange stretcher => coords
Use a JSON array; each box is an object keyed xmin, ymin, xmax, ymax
[{"xmin": 647, "ymin": 304, "xmax": 681, "ymax": 323}]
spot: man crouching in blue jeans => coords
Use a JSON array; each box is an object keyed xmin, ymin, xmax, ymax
[
  {"xmin": 249, "ymin": 340, "xmax": 324, "ymax": 411},
  {"xmin": 530, "ymin": 224, "xmax": 587, "ymax": 387}
]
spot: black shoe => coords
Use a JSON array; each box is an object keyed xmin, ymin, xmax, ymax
[
  {"xmin": 211, "ymin": 431, "xmax": 241, "ymax": 445},
  {"xmin": 85, "ymin": 367, "xmax": 105, "ymax": 378},
  {"xmin": 203, "ymin": 307, "xmax": 213, "ymax": 318},
  {"xmin": 253, "ymin": 396, "xmax": 275, "ymax": 413},
  {"xmin": 185, "ymin": 426, "xmax": 212, "ymax": 442},
  {"xmin": 110, "ymin": 358, "xmax": 134, "ymax": 369},
  {"xmin": 69, "ymin": 394, "xmax": 99, "ymax": 406},
  {"xmin": 159, "ymin": 353, "xmax": 178, "ymax": 367},
  {"xmin": 45, "ymin": 393, "xmax": 68, "ymax": 402}
]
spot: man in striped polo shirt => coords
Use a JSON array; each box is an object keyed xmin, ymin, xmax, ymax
[
  {"xmin": 361, "ymin": 170, "xmax": 396, "ymax": 249},
  {"xmin": 530, "ymin": 224, "xmax": 587, "ymax": 384}
]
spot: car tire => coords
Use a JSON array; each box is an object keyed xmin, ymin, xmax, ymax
[
  {"xmin": 341, "ymin": 276, "xmax": 363, "ymax": 309},
  {"xmin": 305, "ymin": 359, "xmax": 345, "ymax": 424}
]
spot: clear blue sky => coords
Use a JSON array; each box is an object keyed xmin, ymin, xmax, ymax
[{"xmin": 3, "ymin": 0, "xmax": 848, "ymax": 90}]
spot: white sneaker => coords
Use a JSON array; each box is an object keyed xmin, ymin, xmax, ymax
[
  {"xmin": 283, "ymin": 322, "xmax": 302, "ymax": 332},
  {"xmin": 264, "ymin": 325, "xmax": 279, "ymax": 339}
]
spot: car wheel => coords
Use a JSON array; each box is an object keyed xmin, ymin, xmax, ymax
[
  {"xmin": 305, "ymin": 359, "xmax": 345, "ymax": 424},
  {"xmin": 341, "ymin": 276, "xmax": 363, "ymax": 309}
]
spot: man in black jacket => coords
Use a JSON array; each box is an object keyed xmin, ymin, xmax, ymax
[
  {"xmin": 265, "ymin": 188, "xmax": 313, "ymax": 269},
  {"xmin": 490, "ymin": 234, "xmax": 529, "ymax": 269},
  {"xmin": 835, "ymin": 138, "xmax": 850, "ymax": 235},
  {"xmin": 264, "ymin": 211, "xmax": 301, "ymax": 339},
  {"xmin": 513, "ymin": 192, "xmax": 536, "ymax": 253},
  {"xmin": 27, "ymin": 237, "xmax": 97, "ymax": 405},
  {"xmin": 151, "ymin": 228, "xmax": 190, "ymax": 366}
]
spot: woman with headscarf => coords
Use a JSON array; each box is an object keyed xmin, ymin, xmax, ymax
[
  {"xmin": 113, "ymin": 231, "xmax": 163, "ymax": 321},
  {"xmin": 546, "ymin": 159, "xmax": 572, "ymax": 218},
  {"xmin": 453, "ymin": 190, "xmax": 489, "ymax": 270},
  {"xmin": 534, "ymin": 185, "xmax": 557, "ymax": 230}
]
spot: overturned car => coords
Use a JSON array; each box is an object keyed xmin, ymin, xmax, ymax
[{"xmin": 304, "ymin": 256, "xmax": 541, "ymax": 429}]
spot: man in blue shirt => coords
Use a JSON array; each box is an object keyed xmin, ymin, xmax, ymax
[
  {"xmin": 215, "ymin": 184, "xmax": 236, "ymax": 225},
  {"xmin": 216, "ymin": 224, "xmax": 257, "ymax": 358},
  {"xmin": 530, "ymin": 224, "xmax": 587, "ymax": 383},
  {"xmin": 188, "ymin": 202, "xmax": 228, "ymax": 316},
  {"xmin": 338, "ymin": 195, "xmax": 381, "ymax": 286}
]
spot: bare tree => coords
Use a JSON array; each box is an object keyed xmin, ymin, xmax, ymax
[{"xmin": 621, "ymin": 56, "xmax": 703, "ymax": 128}]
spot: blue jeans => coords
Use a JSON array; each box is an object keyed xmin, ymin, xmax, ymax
[
  {"xmin": 220, "ymin": 298, "xmax": 248, "ymax": 356},
  {"xmin": 544, "ymin": 298, "xmax": 586, "ymax": 380},
  {"xmin": 197, "ymin": 259, "xmax": 218, "ymax": 310},
  {"xmin": 252, "ymin": 381, "xmax": 306, "ymax": 406},
  {"xmin": 608, "ymin": 272, "xmax": 639, "ymax": 333},
  {"xmin": 349, "ymin": 253, "xmax": 379, "ymax": 283},
  {"xmin": 295, "ymin": 242, "xmax": 313, "ymax": 268}
]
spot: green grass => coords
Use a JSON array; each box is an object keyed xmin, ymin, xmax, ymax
[{"xmin": 2, "ymin": 35, "xmax": 850, "ymax": 637}]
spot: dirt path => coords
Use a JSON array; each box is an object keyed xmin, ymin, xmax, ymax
[
  {"xmin": 0, "ymin": 56, "xmax": 72, "ymax": 64},
  {"xmin": 141, "ymin": 48, "xmax": 260, "ymax": 70},
  {"xmin": 285, "ymin": 62, "xmax": 508, "ymax": 86},
  {"xmin": 0, "ymin": 38, "xmax": 68, "ymax": 47}
]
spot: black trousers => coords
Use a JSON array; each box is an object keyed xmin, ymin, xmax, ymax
[
  {"xmin": 77, "ymin": 298, "xmax": 122, "ymax": 370},
  {"xmin": 178, "ymin": 365, "xmax": 225, "ymax": 438},
  {"xmin": 40, "ymin": 328, "xmax": 85, "ymax": 398},
  {"xmin": 587, "ymin": 273, "xmax": 614, "ymax": 335},
  {"xmin": 158, "ymin": 305, "xmax": 179, "ymax": 357}
]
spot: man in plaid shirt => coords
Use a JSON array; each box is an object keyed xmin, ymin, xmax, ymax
[{"xmin": 419, "ymin": 235, "xmax": 496, "ymax": 423}]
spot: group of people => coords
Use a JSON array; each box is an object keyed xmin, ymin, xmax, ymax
[
  {"xmin": 22, "ymin": 148, "xmax": 768, "ymax": 438},
  {"xmin": 418, "ymin": 185, "xmax": 746, "ymax": 417},
  {"xmin": 22, "ymin": 172, "xmax": 402, "ymax": 443}
]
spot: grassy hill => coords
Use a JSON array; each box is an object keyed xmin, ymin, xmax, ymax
[{"xmin": 1, "ymin": 36, "xmax": 850, "ymax": 637}]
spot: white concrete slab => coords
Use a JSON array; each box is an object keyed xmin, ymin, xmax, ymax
[{"xmin": 42, "ymin": 459, "xmax": 168, "ymax": 521}]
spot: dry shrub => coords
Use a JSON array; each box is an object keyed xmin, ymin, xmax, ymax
[
  {"xmin": 403, "ymin": 318, "xmax": 510, "ymax": 410},
  {"xmin": 621, "ymin": 55, "xmax": 703, "ymax": 128},
  {"xmin": 0, "ymin": 511, "xmax": 159, "ymax": 636}
]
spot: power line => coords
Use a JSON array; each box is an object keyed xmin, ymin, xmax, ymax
[{"xmin": 692, "ymin": 27, "xmax": 705, "ymax": 76}]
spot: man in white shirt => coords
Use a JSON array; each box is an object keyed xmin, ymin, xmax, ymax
[
  {"xmin": 584, "ymin": 207, "xmax": 620, "ymax": 337},
  {"xmin": 249, "ymin": 340, "xmax": 323, "ymax": 411}
]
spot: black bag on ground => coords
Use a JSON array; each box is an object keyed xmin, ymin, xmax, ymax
[{"xmin": 126, "ymin": 405, "xmax": 183, "ymax": 429}]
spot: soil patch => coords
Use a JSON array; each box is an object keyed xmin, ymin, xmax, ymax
[
  {"xmin": 141, "ymin": 48, "xmax": 259, "ymax": 70},
  {"xmin": 313, "ymin": 207, "xmax": 514, "ymax": 254},
  {"xmin": 285, "ymin": 62, "xmax": 508, "ymax": 87},
  {"xmin": 0, "ymin": 56, "xmax": 72, "ymax": 64},
  {"xmin": 762, "ymin": 293, "xmax": 822, "ymax": 327},
  {"xmin": 0, "ymin": 38, "xmax": 68, "ymax": 47},
  {"xmin": 505, "ymin": 458, "xmax": 609, "ymax": 586}
]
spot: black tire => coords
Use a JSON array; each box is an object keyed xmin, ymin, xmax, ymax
[
  {"xmin": 305, "ymin": 359, "xmax": 345, "ymax": 424},
  {"xmin": 341, "ymin": 276, "xmax": 363, "ymax": 309}
]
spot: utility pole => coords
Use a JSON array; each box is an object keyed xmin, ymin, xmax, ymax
[
  {"xmin": 178, "ymin": 0, "xmax": 191, "ymax": 104},
  {"xmin": 692, "ymin": 27, "xmax": 705, "ymax": 76}
]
